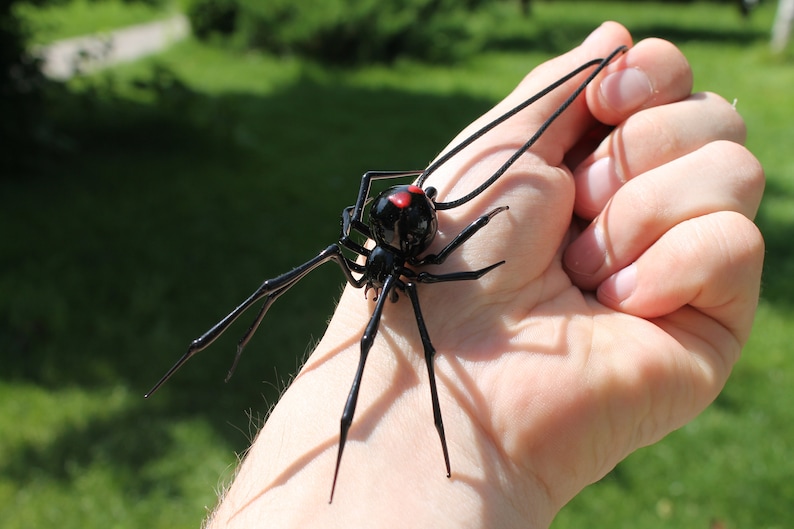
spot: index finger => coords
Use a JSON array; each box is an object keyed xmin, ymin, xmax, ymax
[{"xmin": 419, "ymin": 22, "xmax": 634, "ymax": 204}]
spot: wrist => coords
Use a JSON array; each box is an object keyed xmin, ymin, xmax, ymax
[{"xmin": 207, "ymin": 288, "xmax": 555, "ymax": 528}]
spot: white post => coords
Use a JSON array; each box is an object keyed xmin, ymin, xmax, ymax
[{"xmin": 771, "ymin": 0, "xmax": 794, "ymax": 53}]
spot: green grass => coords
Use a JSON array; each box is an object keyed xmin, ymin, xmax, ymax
[
  {"xmin": 2, "ymin": 1, "xmax": 793, "ymax": 528},
  {"xmin": 15, "ymin": 0, "xmax": 182, "ymax": 45}
]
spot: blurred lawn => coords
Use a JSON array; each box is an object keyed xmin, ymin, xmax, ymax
[
  {"xmin": 2, "ymin": 1, "xmax": 793, "ymax": 528},
  {"xmin": 14, "ymin": 0, "xmax": 182, "ymax": 44}
]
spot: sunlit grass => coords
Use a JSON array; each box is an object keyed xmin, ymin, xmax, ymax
[{"xmin": 15, "ymin": 0, "xmax": 180, "ymax": 44}]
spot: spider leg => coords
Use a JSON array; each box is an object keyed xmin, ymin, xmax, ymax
[
  {"xmin": 145, "ymin": 244, "xmax": 364, "ymax": 398},
  {"xmin": 415, "ymin": 260, "xmax": 505, "ymax": 284},
  {"xmin": 346, "ymin": 170, "xmax": 425, "ymax": 233},
  {"xmin": 223, "ymin": 282, "xmax": 289, "ymax": 383},
  {"xmin": 339, "ymin": 170, "xmax": 425, "ymax": 256},
  {"xmin": 404, "ymin": 281, "xmax": 451, "ymax": 479},
  {"xmin": 416, "ymin": 56, "xmax": 608, "ymax": 189},
  {"xmin": 340, "ymin": 205, "xmax": 373, "ymax": 256},
  {"xmin": 330, "ymin": 273, "xmax": 397, "ymax": 503},
  {"xmin": 422, "ymin": 45, "xmax": 628, "ymax": 210},
  {"xmin": 413, "ymin": 206, "xmax": 509, "ymax": 267}
]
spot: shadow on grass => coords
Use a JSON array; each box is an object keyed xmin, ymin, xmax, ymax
[
  {"xmin": 3, "ymin": 403, "xmax": 180, "ymax": 492},
  {"xmin": 0, "ymin": 70, "xmax": 496, "ymax": 488}
]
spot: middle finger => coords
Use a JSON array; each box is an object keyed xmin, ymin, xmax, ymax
[{"xmin": 572, "ymin": 92, "xmax": 747, "ymax": 219}]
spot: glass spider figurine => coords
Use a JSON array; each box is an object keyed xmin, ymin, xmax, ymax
[{"xmin": 146, "ymin": 45, "xmax": 628, "ymax": 502}]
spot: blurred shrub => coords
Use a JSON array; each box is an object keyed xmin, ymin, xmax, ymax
[
  {"xmin": 187, "ymin": 0, "xmax": 488, "ymax": 64},
  {"xmin": 187, "ymin": 0, "xmax": 238, "ymax": 39},
  {"xmin": 1, "ymin": 0, "xmax": 51, "ymax": 175}
]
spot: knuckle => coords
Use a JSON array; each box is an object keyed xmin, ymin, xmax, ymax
[
  {"xmin": 704, "ymin": 212, "xmax": 765, "ymax": 283},
  {"xmin": 700, "ymin": 91, "xmax": 748, "ymax": 143},
  {"xmin": 702, "ymin": 140, "xmax": 765, "ymax": 215}
]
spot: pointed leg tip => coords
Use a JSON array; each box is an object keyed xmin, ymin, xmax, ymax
[
  {"xmin": 144, "ymin": 382, "xmax": 162, "ymax": 399},
  {"xmin": 329, "ymin": 481, "xmax": 338, "ymax": 504}
]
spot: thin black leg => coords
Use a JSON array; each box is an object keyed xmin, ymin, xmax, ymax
[
  {"xmin": 424, "ymin": 45, "xmax": 628, "ymax": 210},
  {"xmin": 330, "ymin": 274, "xmax": 397, "ymax": 503},
  {"xmin": 340, "ymin": 205, "xmax": 373, "ymax": 257},
  {"xmin": 223, "ymin": 283, "xmax": 288, "ymax": 382},
  {"xmin": 347, "ymin": 170, "xmax": 425, "ymax": 229},
  {"xmin": 340, "ymin": 170, "xmax": 425, "ymax": 257},
  {"xmin": 412, "ymin": 206, "xmax": 509, "ymax": 267},
  {"xmin": 415, "ymin": 260, "xmax": 505, "ymax": 284},
  {"xmin": 416, "ymin": 57, "xmax": 607, "ymax": 190},
  {"xmin": 405, "ymin": 282, "xmax": 451, "ymax": 478},
  {"xmin": 145, "ymin": 244, "xmax": 364, "ymax": 398}
]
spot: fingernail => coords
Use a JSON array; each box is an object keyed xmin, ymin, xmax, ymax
[
  {"xmin": 574, "ymin": 157, "xmax": 620, "ymax": 209},
  {"xmin": 565, "ymin": 223, "xmax": 607, "ymax": 277},
  {"xmin": 602, "ymin": 263, "xmax": 637, "ymax": 303},
  {"xmin": 600, "ymin": 67, "xmax": 653, "ymax": 113}
]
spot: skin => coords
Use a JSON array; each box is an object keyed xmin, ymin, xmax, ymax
[{"xmin": 205, "ymin": 22, "xmax": 764, "ymax": 529}]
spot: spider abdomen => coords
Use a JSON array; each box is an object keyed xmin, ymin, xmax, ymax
[{"xmin": 369, "ymin": 185, "xmax": 437, "ymax": 257}]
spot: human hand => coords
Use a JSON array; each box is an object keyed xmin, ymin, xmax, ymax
[{"xmin": 207, "ymin": 22, "xmax": 764, "ymax": 529}]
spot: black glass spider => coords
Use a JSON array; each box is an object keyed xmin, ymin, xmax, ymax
[{"xmin": 145, "ymin": 45, "xmax": 628, "ymax": 502}]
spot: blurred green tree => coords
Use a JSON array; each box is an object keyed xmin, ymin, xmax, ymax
[
  {"xmin": 187, "ymin": 0, "xmax": 489, "ymax": 64},
  {"xmin": 1, "ymin": 0, "xmax": 49, "ymax": 175}
]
